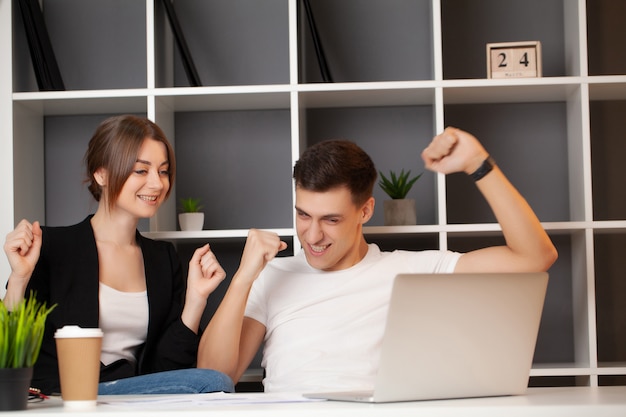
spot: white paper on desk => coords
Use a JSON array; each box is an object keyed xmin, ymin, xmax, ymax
[{"xmin": 99, "ymin": 392, "xmax": 324, "ymax": 409}]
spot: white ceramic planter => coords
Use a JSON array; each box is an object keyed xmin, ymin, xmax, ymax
[
  {"xmin": 383, "ymin": 199, "xmax": 416, "ymax": 226},
  {"xmin": 178, "ymin": 212, "xmax": 205, "ymax": 231}
]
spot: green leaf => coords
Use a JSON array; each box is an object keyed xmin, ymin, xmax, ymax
[
  {"xmin": 0, "ymin": 292, "xmax": 56, "ymax": 368},
  {"xmin": 378, "ymin": 169, "xmax": 423, "ymax": 199},
  {"xmin": 179, "ymin": 197, "xmax": 203, "ymax": 213}
]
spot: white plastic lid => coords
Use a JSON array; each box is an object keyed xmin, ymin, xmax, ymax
[{"xmin": 54, "ymin": 325, "xmax": 103, "ymax": 338}]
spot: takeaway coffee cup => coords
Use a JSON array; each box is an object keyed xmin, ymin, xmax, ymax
[{"xmin": 54, "ymin": 325, "xmax": 103, "ymax": 409}]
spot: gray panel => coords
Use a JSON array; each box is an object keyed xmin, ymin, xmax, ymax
[
  {"xmin": 170, "ymin": 0, "xmax": 289, "ymax": 86},
  {"xmin": 300, "ymin": 0, "xmax": 433, "ymax": 82},
  {"xmin": 445, "ymin": 102, "xmax": 570, "ymax": 223},
  {"xmin": 590, "ymin": 100, "xmax": 626, "ymax": 221},
  {"xmin": 594, "ymin": 232, "xmax": 626, "ymax": 363},
  {"xmin": 587, "ymin": 0, "xmax": 626, "ymax": 76},
  {"xmin": 44, "ymin": 0, "xmax": 147, "ymax": 90},
  {"xmin": 44, "ymin": 115, "xmax": 106, "ymax": 226},
  {"xmin": 12, "ymin": 1, "xmax": 39, "ymax": 92},
  {"xmin": 175, "ymin": 110, "xmax": 293, "ymax": 230},
  {"xmin": 304, "ymin": 106, "xmax": 436, "ymax": 226}
]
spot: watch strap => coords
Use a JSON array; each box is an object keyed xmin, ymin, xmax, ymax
[{"xmin": 469, "ymin": 156, "xmax": 496, "ymax": 182}]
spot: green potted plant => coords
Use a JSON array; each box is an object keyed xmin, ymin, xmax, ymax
[
  {"xmin": 178, "ymin": 197, "xmax": 205, "ymax": 231},
  {"xmin": 0, "ymin": 293, "xmax": 56, "ymax": 411},
  {"xmin": 378, "ymin": 169, "xmax": 422, "ymax": 226}
]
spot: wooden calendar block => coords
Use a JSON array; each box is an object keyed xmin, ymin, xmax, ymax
[{"xmin": 487, "ymin": 41, "xmax": 542, "ymax": 79}]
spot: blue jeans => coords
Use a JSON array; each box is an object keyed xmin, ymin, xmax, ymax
[{"xmin": 98, "ymin": 369, "xmax": 234, "ymax": 395}]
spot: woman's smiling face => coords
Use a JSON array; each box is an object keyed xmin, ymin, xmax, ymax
[{"xmin": 112, "ymin": 138, "xmax": 171, "ymax": 219}]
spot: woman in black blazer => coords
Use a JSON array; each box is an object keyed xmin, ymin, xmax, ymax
[{"xmin": 3, "ymin": 115, "xmax": 233, "ymax": 395}]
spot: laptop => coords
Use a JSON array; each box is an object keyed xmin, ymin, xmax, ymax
[{"xmin": 304, "ymin": 272, "xmax": 548, "ymax": 403}]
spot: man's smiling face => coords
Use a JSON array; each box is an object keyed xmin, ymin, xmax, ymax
[{"xmin": 295, "ymin": 185, "xmax": 374, "ymax": 271}]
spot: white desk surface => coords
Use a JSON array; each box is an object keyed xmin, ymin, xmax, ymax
[{"xmin": 9, "ymin": 386, "xmax": 626, "ymax": 416}]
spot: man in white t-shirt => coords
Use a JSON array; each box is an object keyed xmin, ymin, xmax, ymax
[{"xmin": 197, "ymin": 127, "xmax": 557, "ymax": 393}]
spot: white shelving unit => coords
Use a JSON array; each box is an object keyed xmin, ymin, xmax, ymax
[{"xmin": 2, "ymin": 0, "xmax": 625, "ymax": 388}]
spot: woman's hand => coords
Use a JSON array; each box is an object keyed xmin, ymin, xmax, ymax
[
  {"xmin": 187, "ymin": 244, "xmax": 227, "ymax": 301},
  {"xmin": 181, "ymin": 244, "xmax": 228, "ymax": 333},
  {"xmin": 4, "ymin": 219, "xmax": 42, "ymax": 282},
  {"xmin": 3, "ymin": 219, "xmax": 42, "ymax": 308}
]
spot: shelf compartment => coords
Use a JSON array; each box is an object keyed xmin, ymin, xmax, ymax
[
  {"xmin": 599, "ymin": 375, "xmax": 626, "ymax": 387},
  {"xmin": 174, "ymin": 109, "xmax": 294, "ymax": 231},
  {"xmin": 587, "ymin": 0, "xmax": 626, "ymax": 76},
  {"xmin": 13, "ymin": 0, "xmax": 147, "ymax": 92},
  {"xmin": 594, "ymin": 231, "xmax": 626, "ymax": 364},
  {"xmin": 597, "ymin": 364, "xmax": 626, "ymax": 387},
  {"xmin": 441, "ymin": 0, "xmax": 574, "ymax": 80},
  {"xmin": 300, "ymin": 105, "xmax": 437, "ymax": 227},
  {"xmin": 155, "ymin": 0, "xmax": 289, "ymax": 88},
  {"xmin": 444, "ymin": 102, "xmax": 571, "ymax": 224},
  {"xmin": 590, "ymin": 99, "xmax": 626, "ymax": 221},
  {"xmin": 298, "ymin": 0, "xmax": 434, "ymax": 83}
]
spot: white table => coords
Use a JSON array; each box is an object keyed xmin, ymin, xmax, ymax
[{"xmin": 8, "ymin": 386, "xmax": 626, "ymax": 416}]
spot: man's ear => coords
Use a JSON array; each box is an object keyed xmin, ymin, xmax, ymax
[
  {"xmin": 360, "ymin": 197, "xmax": 375, "ymax": 224},
  {"xmin": 94, "ymin": 168, "xmax": 108, "ymax": 187}
]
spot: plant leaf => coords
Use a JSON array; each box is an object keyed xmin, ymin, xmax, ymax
[
  {"xmin": 378, "ymin": 169, "xmax": 422, "ymax": 199},
  {"xmin": 0, "ymin": 292, "xmax": 56, "ymax": 368}
]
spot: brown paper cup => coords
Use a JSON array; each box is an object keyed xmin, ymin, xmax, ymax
[{"xmin": 54, "ymin": 326, "xmax": 103, "ymax": 410}]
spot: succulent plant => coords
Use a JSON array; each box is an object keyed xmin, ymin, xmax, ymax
[
  {"xmin": 179, "ymin": 197, "xmax": 203, "ymax": 213},
  {"xmin": 378, "ymin": 169, "xmax": 422, "ymax": 200}
]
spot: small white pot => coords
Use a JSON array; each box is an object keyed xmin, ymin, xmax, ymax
[
  {"xmin": 178, "ymin": 212, "xmax": 204, "ymax": 231},
  {"xmin": 383, "ymin": 199, "xmax": 416, "ymax": 226}
]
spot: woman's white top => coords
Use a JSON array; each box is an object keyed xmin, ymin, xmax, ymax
[{"xmin": 98, "ymin": 282, "xmax": 149, "ymax": 366}]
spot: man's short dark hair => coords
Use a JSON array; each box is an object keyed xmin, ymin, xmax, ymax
[{"xmin": 293, "ymin": 140, "xmax": 377, "ymax": 206}]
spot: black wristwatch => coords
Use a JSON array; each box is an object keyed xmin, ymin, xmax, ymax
[{"xmin": 469, "ymin": 156, "xmax": 496, "ymax": 182}]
